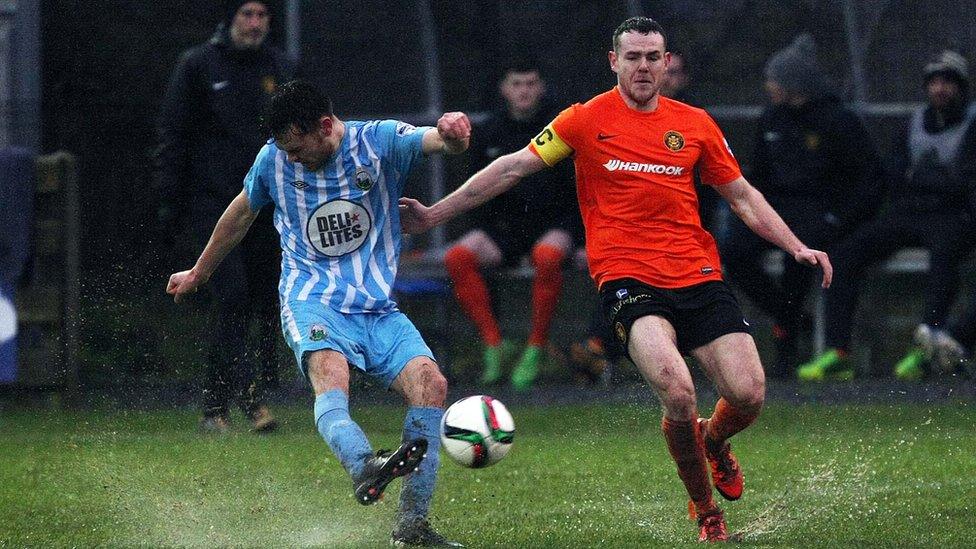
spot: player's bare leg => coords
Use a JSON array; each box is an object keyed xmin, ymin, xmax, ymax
[
  {"xmin": 627, "ymin": 316, "xmax": 726, "ymax": 541},
  {"xmin": 512, "ymin": 228, "xmax": 573, "ymax": 390},
  {"xmin": 389, "ymin": 357, "xmax": 461, "ymax": 547},
  {"xmin": 444, "ymin": 230, "xmax": 511, "ymax": 385},
  {"xmin": 390, "ymin": 356, "xmax": 448, "ymax": 408},
  {"xmin": 307, "ymin": 350, "xmax": 424, "ymax": 505},
  {"xmin": 692, "ymin": 332, "xmax": 765, "ymax": 501}
]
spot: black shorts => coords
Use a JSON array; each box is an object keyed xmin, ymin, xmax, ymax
[
  {"xmin": 482, "ymin": 214, "xmax": 581, "ymax": 267},
  {"xmin": 484, "ymin": 222, "xmax": 545, "ymax": 267},
  {"xmin": 599, "ymin": 278, "xmax": 751, "ymax": 358}
]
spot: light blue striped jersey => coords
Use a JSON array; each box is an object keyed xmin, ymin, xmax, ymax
[{"xmin": 244, "ymin": 119, "xmax": 430, "ymax": 314}]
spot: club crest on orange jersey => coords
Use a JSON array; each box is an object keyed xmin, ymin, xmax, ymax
[{"xmin": 664, "ymin": 130, "xmax": 685, "ymax": 152}]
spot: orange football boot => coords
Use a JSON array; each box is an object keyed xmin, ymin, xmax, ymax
[{"xmin": 698, "ymin": 418, "xmax": 744, "ymax": 501}]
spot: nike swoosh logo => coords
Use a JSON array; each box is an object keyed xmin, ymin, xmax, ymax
[
  {"xmin": 597, "ymin": 133, "xmax": 618, "ymax": 141},
  {"xmin": 212, "ymin": 81, "xmax": 230, "ymax": 91}
]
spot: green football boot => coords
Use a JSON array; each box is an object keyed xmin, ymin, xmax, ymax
[
  {"xmin": 893, "ymin": 348, "xmax": 925, "ymax": 380},
  {"xmin": 797, "ymin": 349, "xmax": 854, "ymax": 381},
  {"xmin": 511, "ymin": 345, "xmax": 543, "ymax": 391},
  {"xmin": 480, "ymin": 340, "xmax": 516, "ymax": 385}
]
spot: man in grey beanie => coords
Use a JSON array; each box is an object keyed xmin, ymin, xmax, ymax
[
  {"xmin": 803, "ymin": 49, "xmax": 976, "ymax": 381},
  {"xmin": 763, "ymin": 33, "xmax": 828, "ymax": 101},
  {"xmin": 720, "ymin": 33, "xmax": 885, "ymax": 379}
]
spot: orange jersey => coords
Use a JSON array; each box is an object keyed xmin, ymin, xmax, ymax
[{"xmin": 528, "ymin": 87, "xmax": 741, "ymax": 289}]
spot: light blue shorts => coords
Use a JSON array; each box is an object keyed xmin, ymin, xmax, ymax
[{"xmin": 282, "ymin": 302, "xmax": 434, "ymax": 388}]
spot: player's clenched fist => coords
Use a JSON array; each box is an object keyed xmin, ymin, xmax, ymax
[
  {"xmin": 166, "ymin": 269, "xmax": 207, "ymax": 303},
  {"xmin": 437, "ymin": 112, "xmax": 471, "ymax": 142}
]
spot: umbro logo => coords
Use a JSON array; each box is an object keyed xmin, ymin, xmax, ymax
[
  {"xmin": 597, "ymin": 133, "xmax": 619, "ymax": 141},
  {"xmin": 290, "ymin": 180, "xmax": 310, "ymax": 190}
]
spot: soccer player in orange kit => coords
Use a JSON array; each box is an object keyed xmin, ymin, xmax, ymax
[{"xmin": 399, "ymin": 17, "xmax": 832, "ymax": 542}]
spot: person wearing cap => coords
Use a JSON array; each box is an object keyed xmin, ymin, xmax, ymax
[
  {"xmin": 799, "ymin": 50, "xmax": 976, "ymax": 381},
  {"xmin": 156, "ymin": 1, "xmax": 299, "ymax": 432},
  {"xmin": 720, "ymin": 34, "xmax": 885, "ymax": 378}
]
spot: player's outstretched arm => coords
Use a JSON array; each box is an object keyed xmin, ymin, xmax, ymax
[
  {"xmin": 717, "ymin": 177, "xmax": 833, "ymax": 288},
  {"xmin": 166, "ymin": 190, "xmax": 259, "ymax": 303},
  {"xmin": 421, "ymin": 112, "xmax": 471, "ymax": 155},
  {"xmin": 399, "ymin": 147, "xmax": 548, "ymax": 234}
]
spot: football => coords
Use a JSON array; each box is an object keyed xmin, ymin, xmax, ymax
[{"xmin": 440, "ymin": 395, "xmax": 515, "ymax": 468}]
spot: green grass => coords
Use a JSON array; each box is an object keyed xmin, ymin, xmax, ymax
[{"xmin": 2, "ymin": 402, "xmax": 974, "ymax": 547}]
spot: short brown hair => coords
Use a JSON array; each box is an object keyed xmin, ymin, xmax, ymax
[{"xmin": 612, "ymin": 17, "xmax": 667, "ymax": 52}]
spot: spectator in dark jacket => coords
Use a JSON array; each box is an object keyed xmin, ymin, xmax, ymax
[
  {"xmin": 799, "ymin": 50, "xmax": 976, "ymax": 381},
  {"xmin": 720, "ymin": 34, "xmax": 885, "ymax": 378},
  {"xmin": 156, "ymin": 0, "xmax": 299, "ymax": 432},
  {"xmin": 442, "ymin": 57, "xmax": 581, "ymax": 390}
]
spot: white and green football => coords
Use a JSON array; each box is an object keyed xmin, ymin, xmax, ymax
[{"xmin": 440, "ymin": 395, "xmax": 515, "ymax": 468}]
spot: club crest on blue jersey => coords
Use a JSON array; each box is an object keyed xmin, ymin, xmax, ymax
[
  {"xmin": 354, "ymin": 166, "xmax": 374, "ymax": 191},
  {"xmin": 309, "ymin": 324, "xmax": 327, "ymax": 341},
  {"xmin": 305, "ymin": 199, "xmax": 372, "ymax": 257},
  {"xmin": 395, "ymin": 122, "xmax": 418, "ymax": 136}
]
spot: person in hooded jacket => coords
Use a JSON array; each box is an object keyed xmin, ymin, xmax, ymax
[
  {"xmin": 719, "ymin": 34, "xmax": 885, "ymax": 378},
  {"xmin": 799, "ymin": 50, "xmax": 976, "ymax": 381},
  {"xmin": 156, "ymin": 0, "xmax": 299, "ymax": 432}
]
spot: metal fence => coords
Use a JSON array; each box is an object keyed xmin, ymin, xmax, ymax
[{"xmin": 22, "ymin": 1, "xmax": 976, "ymax": 385}]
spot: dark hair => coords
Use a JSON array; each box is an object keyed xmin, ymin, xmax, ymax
[
  {"xmin": 612, "ymin": 17, "xmax": 666, "ymax": 51},
  {"xmin": 260, "ymin": 79, "xmax": 333, "ymax": 139},
  {"xmin": 499, "ymin": 54, "xmax": 542, "ymax": 78},
  {"xmin": 223, "ymin": 0, "xmax": 272, "ymax": 25}
]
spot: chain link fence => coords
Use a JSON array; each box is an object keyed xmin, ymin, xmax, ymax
[{"xmin": 26, "ymin": 0, "xmax": 976, "ymax": 387}]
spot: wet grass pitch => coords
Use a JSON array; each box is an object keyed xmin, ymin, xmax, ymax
[{"xmin": 2, "ymin": 402, "xmax": 974, "ymax": 547}]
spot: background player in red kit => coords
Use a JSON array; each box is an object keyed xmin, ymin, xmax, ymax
[{"xmin": 400, "ymin": 17, "xmax": 832, "ymax": 542}]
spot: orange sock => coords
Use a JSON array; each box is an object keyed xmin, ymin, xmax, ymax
[
  {"xmin": 706, "ymin": 398, "xmax": 761, "ymax": 447},
  {"xmin": 444, "ymin": 245, "xmax": 501, "ymax": 346},
  {"xmin": 527, "ymin": 244, "xmax": 565, "ymax": 347},
  {"xmin": 662, "ymin": 414, "xmax": 716, "ymax": 517}
]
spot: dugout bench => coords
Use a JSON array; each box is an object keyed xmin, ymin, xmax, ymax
[
  {"xmin": 394, "ymin": 248, "xmax": 597, "ymax": 379},
  {"xmin": 396, "ymin": 247, "xmax": 935, "ymax": 379},
  {"xmin": 763, "ymin": 248, "xmax": 933, "ymax": 376},
  {"xmin": 9, "ymin": 152, "xmax": 81, "ymax": 393}
]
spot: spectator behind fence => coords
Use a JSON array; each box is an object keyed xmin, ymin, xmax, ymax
[
  {"xmin": 720, "ymin": 34, "xmax": 885, "ymax": 379},
  {"xmin": 155, "ymin": 0, "xmax": 299, "ymax": 433},
  {"xmin": 443, "ymin": 57, "xmax": 581, "ymax": 391},
  {"xmin": 799, "ymin": 50, "xmax": 976, "ymax": 381},
  {"xmin": 662, "ymin": 50, "xmax": 724, "ymax": 234}
]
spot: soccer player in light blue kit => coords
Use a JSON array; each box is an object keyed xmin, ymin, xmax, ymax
[{"xmin": 167, "ymin": 80, "xmax": 469, "ymax": 547}]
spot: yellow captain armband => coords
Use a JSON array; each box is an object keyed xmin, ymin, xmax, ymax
[{"xmin": 531, "ymin": 124, "xmax": 573, "ymax": 166}]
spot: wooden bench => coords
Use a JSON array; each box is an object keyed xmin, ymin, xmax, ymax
[
  {"xmin": 13, "ymin": 151, "xmax": 81, "ymax": 390},
  {"xmin": 762, "ymin": 248, "xmax": 931, "ymax": 354},
  {"xmin": 396, "ymin": 247, "xmax": 934, "ymax": 372}
]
